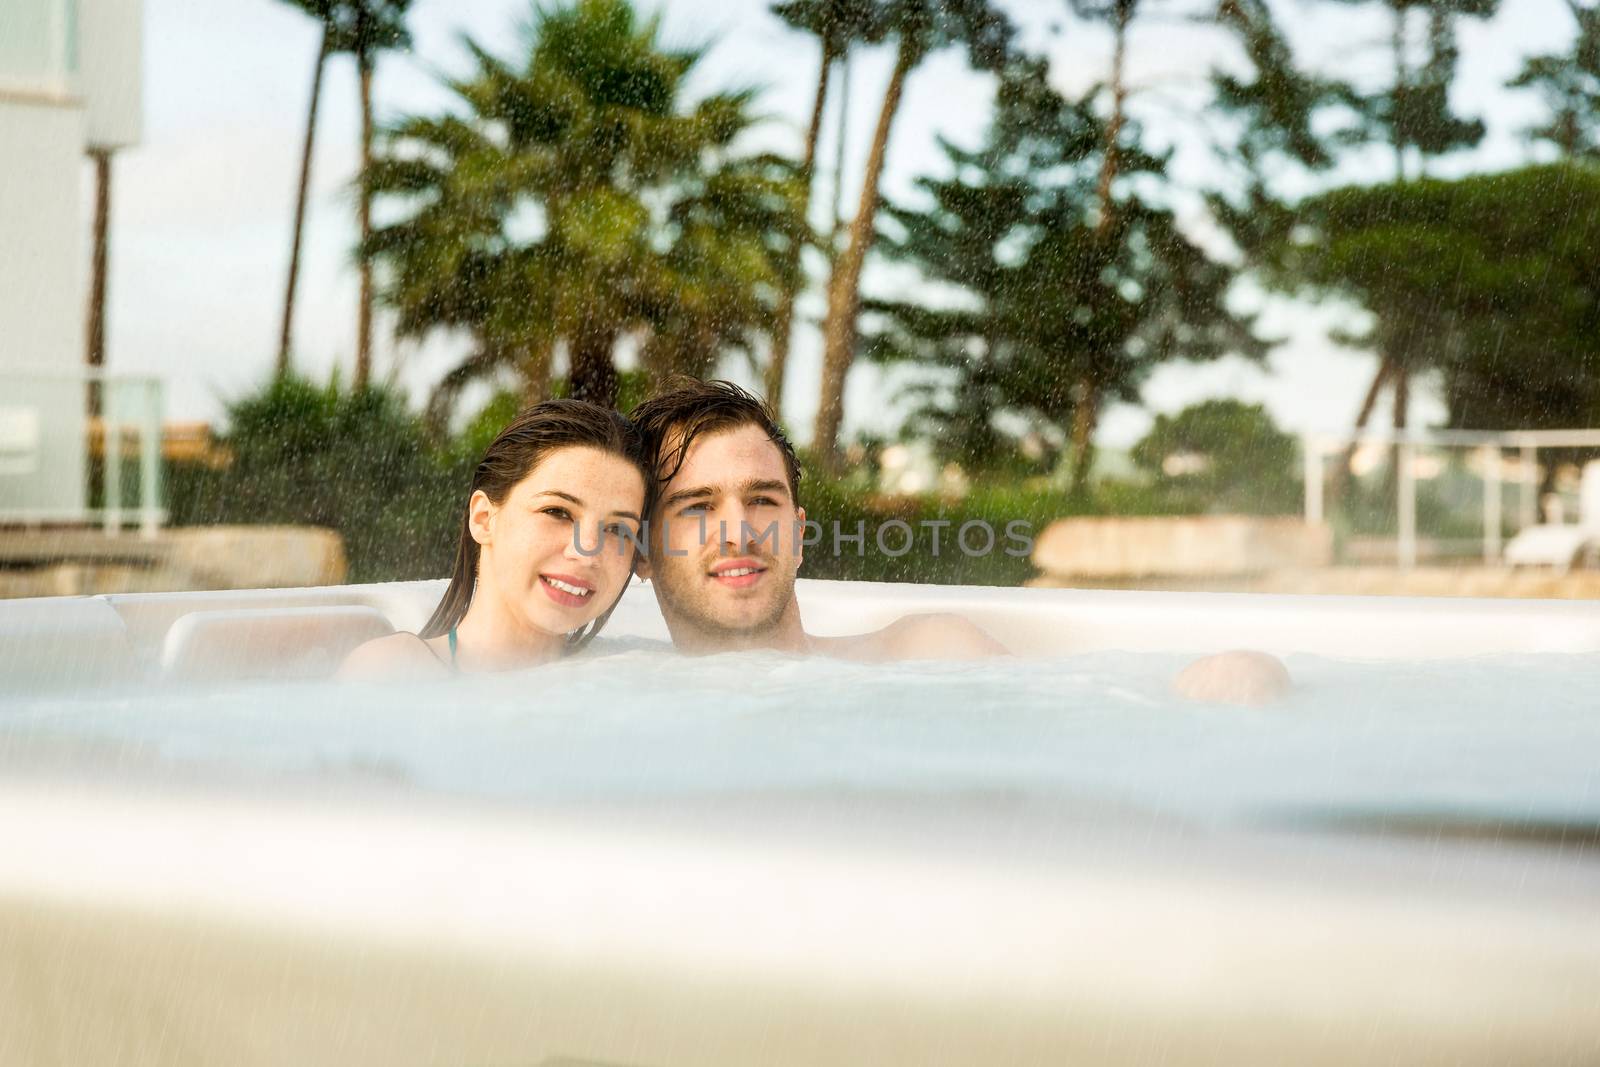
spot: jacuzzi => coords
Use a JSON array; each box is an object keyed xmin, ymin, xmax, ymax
[{"xmin": 1, "ymin": 579, "xmax": 1597, "ymax": 1066}]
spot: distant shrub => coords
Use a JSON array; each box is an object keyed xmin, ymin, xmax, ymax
[
  {"xmin": 793, "ymin": 460, "xmax": 1145, "ymax": 588},
  {"xmin": 450, "ymin": 371, "xmax": 657, "ymax": 465},
  {"xmin": 171, "ymin": 374, "xmax": 467, "ymax": 582},
  {"xmin": 1131, "ymin": 399, "xmax": 1300, "ymax": 514},
  {"xmin": 168, "ymin": 374, "xmax": 1230, "ymax": 588}
]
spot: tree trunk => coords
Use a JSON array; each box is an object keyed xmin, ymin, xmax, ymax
[
  {"xmin": 426, "ymin": 343, "xmax": 503, "ymax": 435},
  {"xmin": 1068, "ymin": 380, "xmax": 1101, "ymax": 499},
  {"xmin": 1096, "ymin": 0, "xmax": 1131, "ymax": 236},
  {"xmin": 85, "ymin": 147, "xmax": 112, "ymax": 418},
  {"xmin": 1330, "ymin": 357, "xmax": 1394, "ymax": 501},
  {"xmin": 764, "ymin": 43, "xmax": 834, "ymax": 413},
  {"xmin": 1391, "ymin": 2, "xmax": 1409, "ymax": 184},
  {"xmin": 278, "ymin": 28, "xmax": 328, "ymax": 378},
  {"xmin": 568, "ymin": 323, "xmax": 619, "ymax": 408},
  {"xmin": 1065, "ymin": 1, "xmax": 1128, "ymax": 500},
  {"xmin": 1391, "ymin": 367, "xmax": 1409, "ymax": 433},
  {"xmin": 519, "ymin": 343, "xmax": 554, "ymax": 407},
  {"xmin": 355, "ymin": 49, "xmax": 376, "ymax": 391},
  {"xmin": 829, "ymin": 52, "xmax": 852, "ymax": 252},
  {"xmin": 812, "ymin": 37, "xmax": 914, "ymax": 469},
  {"xmin": 1386, "ymin": 365, "xmax": 1410, "ymax": 491}
]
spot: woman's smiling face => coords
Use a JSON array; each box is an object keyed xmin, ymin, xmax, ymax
[{"xmin": 471, "ymin": 445, "xmax": 646, "ymax": 639}]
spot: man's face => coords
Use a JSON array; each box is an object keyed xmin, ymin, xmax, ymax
[{"xmin": 638, "ymin": 423, "xmax": 805, "ymax": 640}]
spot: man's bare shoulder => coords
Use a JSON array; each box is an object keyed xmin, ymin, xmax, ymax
[
  {"xmin": 336, "ymin": 631, "xmax": 451, "ymax": 681},
  {"xmin": 816, "ymin": 612, "xmax": 1010, "ymax": 663}
]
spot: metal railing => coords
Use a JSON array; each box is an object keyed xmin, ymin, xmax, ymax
[{"xmin": 1304, "ymin": 429, "xmax": 1600, "ymax": 569}]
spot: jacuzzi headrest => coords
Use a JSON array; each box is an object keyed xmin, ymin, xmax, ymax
[
  {"xmin": 159, "ymin": 606, "xmax": 394, "ymax": 683},
  {"xmin": 0, "ymin": 596, "xmax": 137, "ymax": 690}
]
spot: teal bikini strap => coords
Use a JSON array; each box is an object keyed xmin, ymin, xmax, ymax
[{"xmin": 447, "ymin": 626, "xmax": 459, "ymax": 670}]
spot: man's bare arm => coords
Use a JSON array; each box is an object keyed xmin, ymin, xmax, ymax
[
  {"xmin": 870, "ymin": 612, "xmax": 1010, "ymax": 661},
  {"xmin": 1171, "ymin": 650, "xmax": 1291, "ymax": 706}
]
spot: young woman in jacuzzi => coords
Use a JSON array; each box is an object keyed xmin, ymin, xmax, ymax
[{"xmin": 339, "ymin": 400, "xmax": 652, "ymax": 679}]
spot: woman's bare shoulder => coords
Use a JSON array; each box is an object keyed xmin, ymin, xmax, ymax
[{"xmin": 336, "ymin": 631, "xmax": 451, "ymax": 681}]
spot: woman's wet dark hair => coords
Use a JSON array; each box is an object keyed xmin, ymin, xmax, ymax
[{"xmin": 419, "ymin": 399, "xmax": 653, "ymax": 650}]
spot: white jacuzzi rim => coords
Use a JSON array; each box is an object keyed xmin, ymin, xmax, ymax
[{"xmin": 6, "ymin": 576, "xmax": 1600, "ymax": 678}]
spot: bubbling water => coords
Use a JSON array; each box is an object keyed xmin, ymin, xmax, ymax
[{"xmin": 4, "ymin": 646, "xmax": 1598, "ymax": 833}]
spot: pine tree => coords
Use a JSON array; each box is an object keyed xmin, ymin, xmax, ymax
[
  {"xmin": 1210, "ymin": 0, "xmax": 1499, "ymax": 492},
  {"xmin": 866, "ymin": 64, "xmax": 1262, "ymax": 481},
  {"xmin": 1509, "ymin": 0, "xmax": 1600, "ymax": 159}
]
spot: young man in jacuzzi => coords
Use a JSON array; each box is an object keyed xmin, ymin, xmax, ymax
[{"xmin": 626, "ymin": 378, "xmax": 1289, "ymax": 703}]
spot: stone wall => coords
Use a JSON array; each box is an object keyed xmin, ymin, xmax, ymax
[
  {"xmin": 1032, "ymin": 516, "xmax": 1333, "ymax": 580},
  {"xmin": 1028, "ymin": 514, "xmax": 1600, "ymax": 598},
  {"xmin": 0, "ymin": 526, "xmax": 346, "ymax": 598},
  {"xmin": 1029, "ymin": 567, "xmax": 1600, "ymax": 599}
]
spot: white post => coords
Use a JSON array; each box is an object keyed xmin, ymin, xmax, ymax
[
  {"xmin": 139, "ymin": 380, "xmax": 161, "ymax": 539},
  {"xmin": 1520, "ymin": 444, "xmax": 1538, "ymax": 529},
  {"xmin": 1398, "ymin": 440, "xmax": 1417, "ymax": 569},
  {"xmin": 1483, "ymin": 445, "xmax": 1502, "ymax": 563},
  {"xmin": 103, "ymin": 417, "xmax": 122, "ymax": 536},
  {"xmin": 49, "ymin": 0, "xmax": 67, "ymax": 90},
  {"xmin": 1304, "ymin": 434, "xmax": 1323, "ymax": 525}
]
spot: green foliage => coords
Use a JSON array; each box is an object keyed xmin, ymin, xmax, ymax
[
  {"xmin": 1248, "ymin": 0, "xmax": 1499, "ymax": 182},
  {"xmin": 1210, "ymin": 0, "xmax": 1345, "ymax": 173},
  {"xmin": 793, "ymin": 460, "xmax": 1062, "ymax": 585},
  {"xmin": 1344, "ymin": 0, "xmax": 1497, "ymax": 166},
  {"xmin": 172, "ymin": 372, "xmax": 671, "ymax": 584},
  {"xmin": 793, "ymin": 458, "xmax": 1215, "ymax": 585},
  {"xmin": 279, "ymin": 0, "xmax": 412, "ymax": 60},
  {"xmin": 363, "ymin": 0, "xmax": 804, "ymax": 417},
  {"xmin": 1209, "ymin": 0, "xmax": 1497, "ymax": 256},
  {"xmin": 864, "ymin": 63, "xmax": 1261, "ymax": 471},
  {"xmin": 1131, "ymin": 399, "xmax": 1300, "ymax": 514},
  {"xmin": 771, "ymin": 0, "xmax": 884, "ymax": 58},
  {"xmin": 167, "ymin": 376, "xmax": 1289, "ymax": 588},
  {"xmin": 171, "ymin": 375, "xmax": 466, "ymax": 583},
  {"xmin": 452, "ymin": 369, "xmax": 656, "ymax": 462},
  {"xmin": 883, "ymin": 0, "xmax": 1016, "ymax": 72},
  {"xmin": 1260, "ymin": 163, "xmax": 1600, "ymax": 429},
  {"xmin": 450, "ymin": 389, "xmax": 525, "ymax": 466},
  {"xmin": 1509, "ymin": 0, "xmax": 1600, "ymax": 158}
]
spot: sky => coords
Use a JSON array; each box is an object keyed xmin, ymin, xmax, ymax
[{"xmin": 96, "ymin": 0, "xmax": 1577, "ymax": 449}]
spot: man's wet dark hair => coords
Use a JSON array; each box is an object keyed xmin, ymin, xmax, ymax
[{"xmin": 628, "ymin": 377, "xmax": 802, "ymax": 508}]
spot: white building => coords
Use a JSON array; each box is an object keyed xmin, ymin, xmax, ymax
[{"xmin": 0, "ymin": 0, "xmax": 143, "ymax": 522}]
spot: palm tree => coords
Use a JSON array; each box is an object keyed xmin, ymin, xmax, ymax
[
  {"xmin": 363, "ymin": 0, "xmax": 799, "ymax": 419},
  {"xmin": 85, "ymin": 147, "xmax": 112, "ymax": 416},
  {"xmin": 764, "ymin": 0, "xmax": 882, "ymax": 412},
  {"xmin": 810, "ymin": 0, "xmax": 1015, "ymax": 468},
  {"xmin": 274, "ymin": 0, "xmax": 410, "ymax": 385},
  {"xmin": 642, "ymin": 152, "xmax": 809, "ymax": 387},
  {"xmin": 347, "ymin": 0, "xmax": 412, "ymax": 390},
  {"xmin": 275, "ymin": 0, "xmax": 335, "ymax": 377}
]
